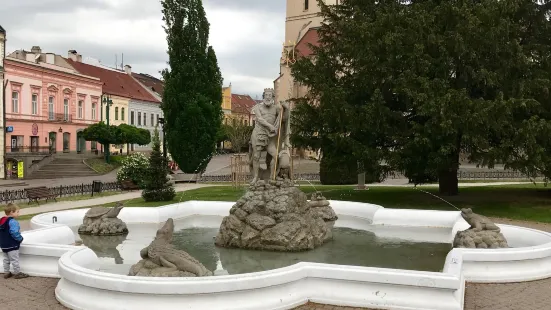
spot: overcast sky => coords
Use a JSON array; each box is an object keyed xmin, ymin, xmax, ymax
[{"xmin": 1, "ymin": 0, "xmax": 285, "ymax": 98}]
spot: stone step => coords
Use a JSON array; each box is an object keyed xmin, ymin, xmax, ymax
[{"xmin": 28, "ymin": 172, "xmax": 99, "ymax": 179}]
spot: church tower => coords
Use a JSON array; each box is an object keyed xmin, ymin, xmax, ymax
[{"xmin": 276, "ymin": 0, "xmax": 338, "ymax": 104}]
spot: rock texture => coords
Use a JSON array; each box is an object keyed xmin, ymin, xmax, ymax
[
  {"xmin": 453, "ymin": 229, "xmax": 508, "ymax": 249},
  {"xmin": 78, "ymin": 203, "xmax": 128, "ymax": 236},
  {"xmin": 128, "ymin": 218, "xmax": 212, "ymax": 277},
  {"xmin": 453, "ymin": 208, "xmax": 509, "ymax": 249},
  {"xmin": 215, "ymin": 179, "xmax": 338, "ymax": 251}
]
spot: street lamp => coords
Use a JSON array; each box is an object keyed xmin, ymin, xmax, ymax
[
  {"xmin": 102, "ymin": 95, "xmax": 113, "ymax": 163},
  {"xmin": 158, "ymin": 117, "xmax": 167, "ymax": 163}
]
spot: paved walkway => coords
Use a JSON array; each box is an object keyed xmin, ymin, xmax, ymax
[{"xmin": 18, "ymin": 183, "xmax": 211, "ymax": 217}]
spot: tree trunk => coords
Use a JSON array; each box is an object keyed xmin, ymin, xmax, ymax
[{"xmin": 438, "ymin": 169, "xmax": 458, "ymax": 196}]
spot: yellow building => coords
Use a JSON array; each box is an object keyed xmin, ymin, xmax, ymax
[
  {"xmin": 222, "ymin": 84, "xmax": 232, "ymax": 123},
  {"xmin": 102, "ymin": 95, "xmax": 129, "ymax": 154}
]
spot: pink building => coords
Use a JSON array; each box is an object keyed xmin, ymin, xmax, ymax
[{"xmin": 4, "ymin": 47, "xmax": 102, "ymax": 162}]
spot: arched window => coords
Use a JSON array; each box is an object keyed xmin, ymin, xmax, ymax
[{"xmin": 115, "ymin": 107, "xmax": 119, "ymax": 120}]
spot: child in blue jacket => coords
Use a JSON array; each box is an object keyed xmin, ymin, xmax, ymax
[{"xmin": 0, "ymin": 203, "xmax": 28, "ymax": 279}]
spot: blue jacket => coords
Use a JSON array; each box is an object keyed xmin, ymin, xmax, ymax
[{"xmin": 0, "ymin": 217, "xmax": 23, "ymax": 253}]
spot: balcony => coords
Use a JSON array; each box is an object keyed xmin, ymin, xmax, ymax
[
  {"xmin": 6, "ymin": 146, "xmax": 52, "ymax": 155},
  {"xmin": 48, "ymin": 113, "xmax": 73, "ymax": 123}
]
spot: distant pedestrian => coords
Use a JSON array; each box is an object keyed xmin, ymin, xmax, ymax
[{"xmin": 0, "ymin": 203, "xmax": 28, "ymax": 279}]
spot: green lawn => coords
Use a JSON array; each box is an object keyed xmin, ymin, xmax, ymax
[
  {"xmin": 76, "ymin": 184, "xmax": 551, "ymax": 223},
  {"xmin": 84, "ymin": 156, "xmax": 124, "ymax": 174}
]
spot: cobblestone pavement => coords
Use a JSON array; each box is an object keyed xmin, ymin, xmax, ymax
[
  {"xmin": 5, "ymin": 218, "xmax": 551, "ymax": 310},
  {"xmin": 0, "ymin": 276, "xmax": 66, "ymax": 310},
  {"xmin": 293, "ymin": 302, "xmax": 378, "ymax": 309},
  {"xmin": 465, "ymin": 278, "xmax": 551, "ymax": 310}
]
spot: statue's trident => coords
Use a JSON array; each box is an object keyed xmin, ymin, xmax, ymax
[{"xmin": 273, "ymin": 41, "xmax": 296, "ymax": 180}]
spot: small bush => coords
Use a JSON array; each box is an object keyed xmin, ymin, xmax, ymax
[
  {"xmin": 142, "ymin": 127, "xmax": 176, "ymax": 202},
  {"xmin": 116, "ymin": 153, "xmax": 149, "ymax": 187}
]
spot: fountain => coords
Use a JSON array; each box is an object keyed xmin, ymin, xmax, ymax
[{"xmin": 18, "ymin": 96, "xmax": 551, "ymax": 309}]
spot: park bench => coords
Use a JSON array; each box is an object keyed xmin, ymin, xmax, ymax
[
  {"xmin": 120, "ymin": 180, "xmax": 140, "ymax": 191},
  {"xmin": 25, "ymin": 186, "xmax": 58, "ymax": 205}
]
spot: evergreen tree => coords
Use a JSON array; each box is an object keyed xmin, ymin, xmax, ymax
[
  {"xmin": 291, "ymin": 0, "xmax": 551, "ymax": 195},
  {"xmin": 142, "ymin": 127, "xmax": 176, "ymax": 202},
  {"xmin": 161, "ymin": 0, "xmax": 223, "ymax": 173}
]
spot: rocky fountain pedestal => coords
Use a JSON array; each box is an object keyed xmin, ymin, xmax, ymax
[
  {"xmin": 215, "ymin": 179, "xmax": 338, "ymax": 251},
  {"xmin": 453, "ymin": 208, "xmax": 508, "ymax": 249},
  {"xmin": 78, "ymin": 203, "xmax": 128, "ymax": 236}
]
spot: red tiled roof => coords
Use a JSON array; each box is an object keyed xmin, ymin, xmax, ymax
[
  {"xmin": 295, "ymin": 27, "xmax": 320, "ymax": 57},
  {"xmin": 231, "ymin": 94, "xmax": 256, "ymax": 115},
  {"xmin": 132, "ymin": 73, "xmax": 165, "ymax": 97},
  {"xmin": 67, "ymin": 59, "xmax": 160, "ymax": 103}
]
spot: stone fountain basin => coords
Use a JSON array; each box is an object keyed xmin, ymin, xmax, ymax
[{"xmin": 19, "ymin": 200, "xmax": 551, "ymax": 310}]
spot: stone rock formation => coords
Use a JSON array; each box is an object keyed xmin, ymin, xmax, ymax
[
  {"xmin": 215, "ymin": 179, "xmax": 338, "ymax": 251},
  {"xmin": 128, "ymin": 218, "xmax": 212, "ymax": 277},
  {"xmin": 78, "ymin": 202, "xmax": 128, "ymax": 236},
  {"xmin": 453, "ymin": 208, "xmax": 508, "ymax": 249}
]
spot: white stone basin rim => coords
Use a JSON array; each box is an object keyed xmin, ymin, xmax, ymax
[
  {"xmin": 58, "ymin": 246, "xmax": 460, "ymax": 294},
  {"xmin": 21, "ymin": 199, "xmax": 551, "ymax": 309},
  {"xmin": 57, "ymin": 247, "xmax": 463, "ymax": 310}
]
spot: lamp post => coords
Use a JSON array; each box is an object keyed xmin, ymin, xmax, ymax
[
  {"xmin": 158, "ymin": 117, "xmax": 167, "ymax": 164},
  {"xmin": 102, "ymin": 95, "xmax": 113, "ymax": 164}
]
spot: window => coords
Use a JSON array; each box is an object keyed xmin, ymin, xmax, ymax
[
  {"xmin": 156, "ymin": 114, "xmax": 159, "ymax": 125},
  {"xmin": 115, "ymin": 107, "xmax": 119, "ymax": 120},
  {"xmin": 32, "ymin": 94, "xmax": 38, "ymax": 115},
  {"xmin": 131, "ymin": 111, "xmax": 135, "ymax": 125},
  {"xmin": 12, "ymin": 92, "xmax": 19, "ymax": 113},
  {"xmin": 143, "ymin": 113, "xmax": 147, "ymax": 126},
  {"xmin": 63, "ymin": 99, "xmax": 69, "ymax": 121},
  {"xmin": 138, "ymin": 112, "xmax": 141, "ymax": 126},
  {"xmin": 121, "ymin": 108, "xmax": 125, "ymax": 121},
  {"xmin": 151, "ymin": 114, "xmax": 154, "ymax": 127},
  {"xmin": 78, "ymin": 100, "xmax": 83, "ymax": 119},
  {"xmin": 92, "ymin": 103, "xmax": 97, "ymax": 120},
  {"xmin": 48, "ymin": 96, "xmax": 55, "ymax": 120},
  {"xmin": 304, "ymin": 0, "xmax": 309, "ymax": 10}
]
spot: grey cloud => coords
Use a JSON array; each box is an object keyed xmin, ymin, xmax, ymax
[
  {"xmin": 1, "ymin": 0, "xmax": 281, "ymax": 97},
  {"xmin": 1, "ymin": 0, "xmax": 108, "ymax": 28},
  {"xmin": 203, "ymin": 0, "xmax": 285, "ymax": 13}
]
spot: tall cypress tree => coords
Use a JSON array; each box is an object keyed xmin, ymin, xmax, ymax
[{"xmin": 161, "ymin": 0, "xmax": 223, "ymax": 173}]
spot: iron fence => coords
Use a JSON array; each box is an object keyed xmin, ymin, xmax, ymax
[
  {"xmin": 0, "ymin": 181, "xmax": 121, "ymax": 203},
  {"xmin": 457, "ymin": 171, "xmax": 543, "ymax": 180},
  {"xmin": 200, "ymin": 173, "xmax": 321, "ymax": 183}
]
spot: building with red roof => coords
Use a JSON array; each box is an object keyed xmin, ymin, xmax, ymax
[
  {"xmin": 230, "ymin": 93, "xmax": 257, "ymax": 126},
  {"xmin": 67, "ymin": 51, "xmax": 163, "ymax": 152}
]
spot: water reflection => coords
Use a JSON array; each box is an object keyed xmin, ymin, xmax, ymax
[
  {"xmin": 79, "ymin": 234, "xmax": 126, "ymax": 264},
  {"xmin": 75, "ymin": 220, "xmax": 451, "ymax": 275}
]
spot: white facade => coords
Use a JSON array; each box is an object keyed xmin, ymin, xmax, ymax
[
  {"xmin": 128, "ymin": 99, "xmax": 163, "ymax": 151},
  {"xmin": 0, "ymin": 27, "xmax": 5, "ymax": 179}
]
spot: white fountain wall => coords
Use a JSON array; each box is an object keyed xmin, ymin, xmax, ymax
[{"xmin": 18, "ymin": 200, "xmax": 551, "ymax": 310}]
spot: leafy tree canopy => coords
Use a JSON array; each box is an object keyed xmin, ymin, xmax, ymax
[
  {"xmin": 82, "ymin": 122, "xmax": 151, "ymax": 146},
  {"xmin": 291, "ymin": 0, "xmax": 551, "ymax": 195}
]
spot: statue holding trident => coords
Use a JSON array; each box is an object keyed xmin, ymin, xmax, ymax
[{"xmin": 249, "ymin": 88, "xmax": 291, "ymax": 183}]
